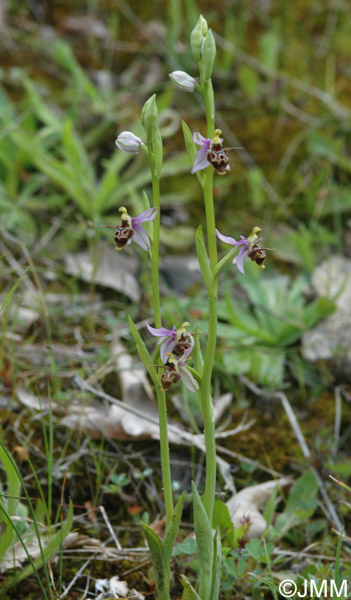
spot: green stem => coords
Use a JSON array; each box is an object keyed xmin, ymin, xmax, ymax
[
  {"xmin": 151, "ymin": 172, "xmax": 162, "ymax": 329},
  {"xmin": 203, "ymin": 80, "xmax": 215, "ymax": 139},
  {"xmin": 150, "ymin": 169, "xmax": 173, "ymax": 524},
  {"xmin": 199, "ymin": 290, "xmax": 217, "ymax": 521},
  {"xmin": 199, "ymin": 76, "xmax": 218, "ymax": 522},
  {"xmin": 204, "ymin": 169, "xmax": 217, "ymax": 270},
  {"xmin": 156, "ymin": 386, "xmax": 174, "ymax": 522}
]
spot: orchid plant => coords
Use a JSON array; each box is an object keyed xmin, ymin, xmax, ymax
[{"xmin": 113, "ymin": 15, "xmax": 269, "ymax": 600}]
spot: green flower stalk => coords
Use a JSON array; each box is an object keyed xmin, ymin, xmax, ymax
[
  {"xmin": 114, "ymin": 15, "xmax": 270, "ymax": 600},
  {"xmin": 116, "ymin": 96, "xmax": 175, "ymax": 600},
  {"xmin": 199, "ymin": 143, "xmax": 217, "ymax": 523},
  {"xmin": 189, "ymin": 17, "xmax": 218, "ymax": 524},
  {"xmin": 141, "ymin": 94, "xmax": 163, "ymax": 329},
  {"xmin": 115, "ymin": 97, "xmax": 173, "ymax": 523},
  {"xmin": 141, "ymin": 95, "xmax": 174, "ymax": 525}
]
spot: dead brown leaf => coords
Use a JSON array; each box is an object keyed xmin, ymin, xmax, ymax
[
  {"xmin": 65, "ymin": 247, "xmax": 140, "ymax": 302},
  {"xmin": 226, "ymin": 478, "xmax": 292, "ymax": 538}
]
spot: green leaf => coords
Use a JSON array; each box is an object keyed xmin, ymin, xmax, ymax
[
  {"xmin": 213, "ymin": 246, "xmax": 240, "ymax": 279},
  {"xmin": 303, "ymin": 297, "xmax": 335, "ymax": 330},
  {"xmin": 192, "ymin": 482, "xmax": 213, "ymax": 600},
  {"xmin": 273, "ymin": 470, "xmax": 318, "ymax": 537},
  {"xmin": 142, "ymin": 189, "xmax": 151, "ymax": 211},
  {"xmin": 141, "ymin": 522, "xmax": 168, "ymax": 600},
  {"xmin": 182, "ymin": 120, "xmax": 204, "ymax": 187},
  {"xmin": 263, "ymin": 484, "xmax": 280, "ymax": 530},
  {"xmin": 141, "ymin": 190, "xmax": 153, "ymax": 239},
  {"xmin": 151, "ymin": 126, "xmax": 163, "ymax": 179},
  {"xmin": 53, "ymin": 40, "xmax": 100, "ymax": 103},
  {"xmin": 0, "ymin": 269, "xmax": 28, "ymax": 313},
  {"xmin": 173, "ymin": 537, "xmax": 197, "ymax": 556},
  {"xmin": 96, "ymin": 168, "xmax": 119, "ymax": 212},
  {"xmin": 28, "ymin": 147, "xmax": 92, "ymax": 217},
  {"xmin": 182, "ymin": 120, "xmax": 196, "ymax": 163},
  {"xmin": 160, "ymin": 225, "xmax": 195, "ymax": 251},
  {"xmin": 249, "ymin": 571, "xmax": 279, "ymax": 600},
  {"xmin": 195, "ymin": 226, "xmax": 213, "ymax": 291},
  {"xmin": 212, "ymin": 498, "xmax": 233, "ymax": 531},
  {"xmin": 245, "ymin": 538, "xmax": 262, "ymax": 560},
  {"xmin": 247, "ymin": 168, "xmax": 264, "ymax": 208},
  {"xmin": 128, "ymin": 317, "xmax": 158, "ymax": 387},
  {"xmin": 62, "ymin": 119, "xmax": 94, "ymax": 183},
  {"xmin": 259, "ymin": 31, "xmax": 280, "ymax": 70},
  {"xmin": 224, "ymin": 289, "xmax": 275, "ymax": 344},
  {"xmin": 286, "ymin": 469, "xmax": 318, "ymax": 512},
  {"xmin": 249, "ymin": 349, "xmax": 285, "ymax": 387},
  {"xmin": 237, "ymin": 66, "xmax": 259, "ymax": 101},
  {"xmin": 0, "ymin": 446, "xmax": 20, "ymax": 563},
  {"xmin": 180, "ymin": 575, "xmax": 201, "ymax": 600},
  {"xmin": 1, "ymin": 499, "xmax": 74, "ymax": 594},
  {"xmin": 163, "ymin": 492, "xmax": 185, "ymax": 565},
  {"xmin": 23, "ymin": 78, "xmax": 60, "ymax": 128},
  {"xmin": 222, "ymin": 347, "xmax": 285, "ymax": 387},
  {"xmin": 210, "ymin": 529, "xmax": 222, "ymax": 600},
  {"xmin": 95, "ymin": 149, "xmax": 130, "ymax": 212},
  {"xmin": 212, "ymin": 498, "xmax": 235, "ymax": 547},
  {"xmin": 193, "ymin": 332, "xmax": 204, "ymax": 375}
]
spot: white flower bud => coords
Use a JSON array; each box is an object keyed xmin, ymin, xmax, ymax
[
  {"xmin": 115, "ymin": 131, "xmax": 142, "ymax": 153},
  {"xmin": 169, "ymin": 71, "xmax": 196, "ymax": 92}
]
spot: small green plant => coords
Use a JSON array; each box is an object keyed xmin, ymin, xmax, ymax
[
  {"xmin": 219, "ymin": 271, "xmax": 335, "ymax": 386},
  {"xmin": 0, "ymin": 61, "xmax": 188, "ymax": 241},
  {"xmin": 104, "ymin": 472, "xmax": 131, "ymax": 495},
  {"xmin": 0, "ymin": 443, "xmax": 73, "ymax": 597}
]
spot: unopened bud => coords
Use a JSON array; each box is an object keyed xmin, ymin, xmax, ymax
[
  {"xmin": 202, "ymin": 29, "xmax": 216, "ymax": 82},
  {"xmin": 115, "ymin": 131, "xmax": 142, "ymax": 154},
  {"xmin": 169, "ymin": 70, "xmax": 196, "ymax": 92},
  {"xmin": 141, "ymin": 94, "xmax": 158, "ymax": 142},
  {"xmin": 200, "ymin": 15, "xmax": 208, "ymax": 36},
  {"xmin": 190, "ymin": 15, "xmax": 208, "ymax": 62}
]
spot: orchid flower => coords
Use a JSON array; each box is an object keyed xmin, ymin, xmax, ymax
[
  {"xmin": 101, "ymin": 206, "xmax": 157, "ymax": 252},
  {"xmin": 146, "ymin": 322, "xmax": 194, "ymax": 364},
  {"xmin": 216, "ymin": 226, "xmax": 268, "ymax": 274},
  {"xmin": 191, "ymin": 129, "xmax": 232, "ymax": 175},
  {"xmin": 161, "ymin": 353, "xmax": 199, "ymax": 393}
]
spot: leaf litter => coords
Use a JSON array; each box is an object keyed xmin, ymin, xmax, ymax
[{"xmin": 65, "ymin": 246, "xmax": 141, "ymax": 302}]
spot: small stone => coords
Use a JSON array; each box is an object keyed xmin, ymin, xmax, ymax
[{"xmin": 301, "ymin": 254, "xmax": 351, "ymax": 382}]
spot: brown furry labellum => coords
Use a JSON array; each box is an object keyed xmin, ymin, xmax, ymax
[
  {"xmin": 114, "ymin": 225, "xmax": 134, "ymax": 249},
  {"xmin": 207, "ymin": 142, "xmax": 230, "ymax": 175},
  {"xmin": 161, "ymin": 367, "xmax": 181, "ymax": 391},
  {"xmin": 248, "ymin": 245, "xmax": 267, "ymax": 267},
  {"xmin": 173, "ymin": 334, "xmax": 192, "ymax": 355}
]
